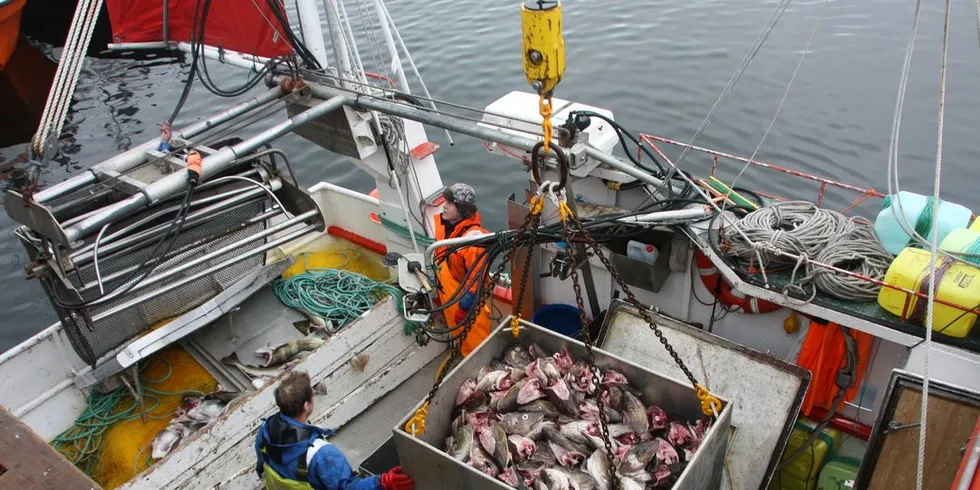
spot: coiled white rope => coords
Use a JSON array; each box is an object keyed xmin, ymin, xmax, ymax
[
  {"xmin": 726, "ymin": 202, "xmax": 892, "ymax": 302},
  {"xmin": 31, "ymin": 0, "xmax": 106, "ymax": 158}
]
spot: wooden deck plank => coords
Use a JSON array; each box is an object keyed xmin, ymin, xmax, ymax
[
  {"xmin": 868, "ymin": 387, "xmax": 980, "ymax": 490},
  {"xmin": 0, "ymin": 405, "xmax": 100, "ymax": 490}
]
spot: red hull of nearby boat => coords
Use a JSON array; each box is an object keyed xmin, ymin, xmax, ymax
[{"xmin": 0, "ymin": 0, "xmax": 26, "ymax": 71}]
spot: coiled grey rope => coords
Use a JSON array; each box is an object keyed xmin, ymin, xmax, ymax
[
  {"xmin": 727, "ymin": 201, "xmax": 854, "ymax": 265},
  {"xmin": 810, "ymin": 220, "xmax": 893, "ymax": 301},
  {"xmin": 725, "ymin": 202, "xmax": 892, "ymax": 302}
]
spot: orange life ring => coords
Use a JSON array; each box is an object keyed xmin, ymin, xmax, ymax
[{"xmin": 694, "ymin": 250, "xmax": 782, "ymax": 314}]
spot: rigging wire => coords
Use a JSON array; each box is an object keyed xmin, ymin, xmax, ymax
[
  {"xmin": 720, "ymin": 0, "xmax": 829, "ymax": 216},
  {"xmin": 648, "ymin": 0, "xmax": 795, "ymax": 200}
]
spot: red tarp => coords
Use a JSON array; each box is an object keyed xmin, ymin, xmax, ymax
[{"xmin": 106, "ymin": 0, "xmax": 293, "ymax": 58}]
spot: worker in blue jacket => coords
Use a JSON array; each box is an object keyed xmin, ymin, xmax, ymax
[{"xmin": 255, "ymin": 371, "xmax": 414, "ymax": 490}]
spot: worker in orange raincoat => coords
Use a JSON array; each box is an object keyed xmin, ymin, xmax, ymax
[{"xmin": 433, "ymin": 183, "xmax": 492, "ymax": 356}]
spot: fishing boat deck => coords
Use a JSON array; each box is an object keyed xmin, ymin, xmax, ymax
[{"xmin": 0, "ymin": 404, "xmax": 100, "ymax": 489}]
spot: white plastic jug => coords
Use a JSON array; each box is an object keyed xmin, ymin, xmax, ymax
[
  {"xmin": 626, "ymin": 240, "xmax": 659, "ymax": 265},
  {"xmin": 874, "ymin": 191, "xmax": 972, "ymax": 255}
]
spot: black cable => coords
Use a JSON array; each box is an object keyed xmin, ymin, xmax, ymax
[{"xmin": 52, "ymin": 183, "xmax": 196, "ymax": 309}]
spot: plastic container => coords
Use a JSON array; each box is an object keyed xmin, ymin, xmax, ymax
[
  {"xmin": 877, "ymin": 247, "xmax": 980, "ymax": 338},
  {"xmin": 626, "ymin": 240, "xmax": 659, "ymax": 265},
  {"xmin": 940, "ymin": 228, "xmax": 980, "ymax": 266},
  {"xmin": 874, "ymin": 191, "xmax": 972, "ymax": 256},
  {"xmin": 771, "ymin": 419, "xmax": 841, "ymax": 490},
  {"xmin": 816, "ymin": 456, "xmax": 860, "ymax": 490},
  {"xmin": 531, "ymin": 304, "xmax": 581, "ymax": 338}
]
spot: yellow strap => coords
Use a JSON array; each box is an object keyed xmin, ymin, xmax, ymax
[
  {"xmin": 509, "ymin": 317, "xmax": 521, "ymax": 338},
  {"xmin": 557, "ymin": 201, "xmax": 573, "ymax": 223},
  {"xmin": 404, "ymin": 401, "xmax": 430, "ymax": 436},
  {"xmin": 695, "ymin": 384, "xmax": 723, "ymax": 417}
]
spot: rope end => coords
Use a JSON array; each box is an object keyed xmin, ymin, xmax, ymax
[{"xmin": 510, "ymin": 317, "xmax": 521, "ymax": 338}]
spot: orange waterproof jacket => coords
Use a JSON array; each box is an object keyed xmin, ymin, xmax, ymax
[
  {"xmin": 434, "ymin": 212, "xmax": 491, "ymax": 356},
  {"xmin": 796, "ymin": 319, "xmax": 873, "ymax": 418}
]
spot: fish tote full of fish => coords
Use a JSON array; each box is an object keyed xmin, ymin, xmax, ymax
[{"xmin": 443, "ymin": 343, "xmax": 712, "ymax": 490}]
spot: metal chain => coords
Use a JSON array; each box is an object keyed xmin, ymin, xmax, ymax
[
  {"xmin": 509, "ymin": 208, "xmax": 542, "ymax": 336},
  {"xmin": 559, "ymin": 219, "xmax": 619, "ymax": 490},
  {"xmin": 565, "ymin": 211, "xmax": 701, "ymax": 388},
  {"xmin": 413, "ymin": 200, "xmax": 544, "ymax": 430}
]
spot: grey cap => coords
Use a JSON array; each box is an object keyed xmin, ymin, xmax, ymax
[{"xmin": 443, "ymin": 183, "xmax": 477, "ymax": 218}]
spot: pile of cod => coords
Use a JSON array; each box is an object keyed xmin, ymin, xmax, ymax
[{"xmin": 444, "ymin": 343, "xmax": 711, "ymax": 490}]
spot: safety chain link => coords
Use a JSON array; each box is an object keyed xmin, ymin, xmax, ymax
[
  {"xmin": 557, "ymin": 208, "xmax": 620, "ymax": 490},
  {"xmin": 559, "ymin": 200, "xmax": 722, "ymax": 417},
  {"xmin": 509, "ymin": 195, "xmax": 544, "ymax": 338},
  {"xmin": 407, "ymin": 195, "xmax": 545, "ymax": 436},
  {"xmin": 539, "ymin": 94, "xmax": 554, "ymax": 152}
]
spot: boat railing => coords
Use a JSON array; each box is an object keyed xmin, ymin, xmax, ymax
[
  {"xmin": 639, "ymin": 133, "xmax": 887, "ymax": 213},
  {"xmin": 636, "ymin": 133, "xmax": 978, "ymax": 326}
]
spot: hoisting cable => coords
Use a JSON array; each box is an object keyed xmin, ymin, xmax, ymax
[{"xmin": 405, "ymin": 183, "xmax": 549, "ymax": 436}]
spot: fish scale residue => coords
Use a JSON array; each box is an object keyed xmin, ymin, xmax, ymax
[{"xmin": 93, "ymin": 345, "xmax": 217, "ymax": 489}]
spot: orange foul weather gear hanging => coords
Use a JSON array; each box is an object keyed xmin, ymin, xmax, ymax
[
  {"xmin": 433, "ymin": 212, "xmax": 492, "ymax": 357},
  {"xmin": 796, "ymin": 319, "xmax": 873, "ymax": 418}
]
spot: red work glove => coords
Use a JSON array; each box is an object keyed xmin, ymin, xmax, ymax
[
  {"xmin": 380, "ymin": 466, "xmax": 414, "ymax": 490},
  {"xmin": 453, "ymin": 306, "xmax": 469, "ymax": 325}
]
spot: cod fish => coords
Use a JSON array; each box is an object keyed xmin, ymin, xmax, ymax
[
  {"xmin": 469, "ymin": 443, "xmax": 499, "ymax": 477},
  {"xmin": 151, "ymin": 423, "xmax": 188, "ymax": 460},
  {"xmin": 504, "ymin": 344, "xmax": 534, "ymax": 368},
  {"xmin": 448, "ymin": 425, "xmax": 474, "ymax": 461},
  {"xmin": 544, "ymin": 378, "xmax": 579, "ymax": 416},
  {"xmin": 222, "ymin": 353, "xmax": 298, "ymax": 380},
  {"xmin": 668, "ymin": 421, "xmax": 695, "ymax": 448},
  {"xmin": 655, "ymin": 437, "xmax": 680, "ymax": 465},
  {"xmin": 256, "ymin": 338, "xmax": 324, "ymax": 367},
  {"xmin": 601, "ymin": 369, "xmax": 628, "ymax": 385},
  {"xmin": 456, "ymin": 378, "xmax": 485, "ymax": 408},
  {"xmin": 621, "ymin": 391, "xmax": 649, "ymax": 435},
  {"xmin": 495, "ymin": 377, "xmax": 545, "ymax": 413},
  {"xmin": 551, "ymin": 347, "xmax": 574, "ymax": 375},
  {"xmin": 541, "ymin": 468, "xmax": 574, "ymax": 490},
  {"xmin": 526, "ymin": 419, "xmax": 557, "ymax": 441},
  {"xmin": 585, "ymin": 449, "xmax": 612, "ymax": 490},
  {"xmin": 568, "ymin": 471, "xmax": 597, "ymax": 490},
  {"xmin": 543, "ymin": 426, "xmax": 586, "ymax": 467},
  {"xmin": 501, "ymin": 411, "xmax": 545, "ymax": 437},
  {"xmin": 477, "ymin": 369, "xmax": 515, "ymax": 392},
  {"xmin": 617, "ymin": 440, "xmax": 659, "ymax": 474},
  {"xmin": 647, "ymin": 406, "xmax": 668, "ymax": 431},
  {"xmin": 477, "ymin": 422, "xmax": 511, "ymax": 469},
  {"xmin": 619, "ymin": 477, "xmax": 644, "ymax": 490},
  {"xmin": 517, "ymin": 399, "xmax": 560, "ymax": 417},
  {"xmin": 651, "ymin": 464, "xmax": 675, "ymax": 489},
  {"xmin": 508, "ymin": 434, "xmax": 537, "ymax": 463},
  {"xmin": 498, "ymin": 467, "xmax": 522, "ymax": 487}
]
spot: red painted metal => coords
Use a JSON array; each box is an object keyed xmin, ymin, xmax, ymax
[
  {"xmin": 808, "ymin": 407, "xmax": 873, "ymax": 441},
  {"xmin": 639, "ymin": 134, "xmax": 887, "ymax": 200},
  {"xmin": 410, "ymin": 141, "xmax": 440, "ymax": 160}
]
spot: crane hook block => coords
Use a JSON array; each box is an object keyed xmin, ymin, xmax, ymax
[{"xmin": 521, "ymin": 1, "xmax": 565, "ymax": 95}]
